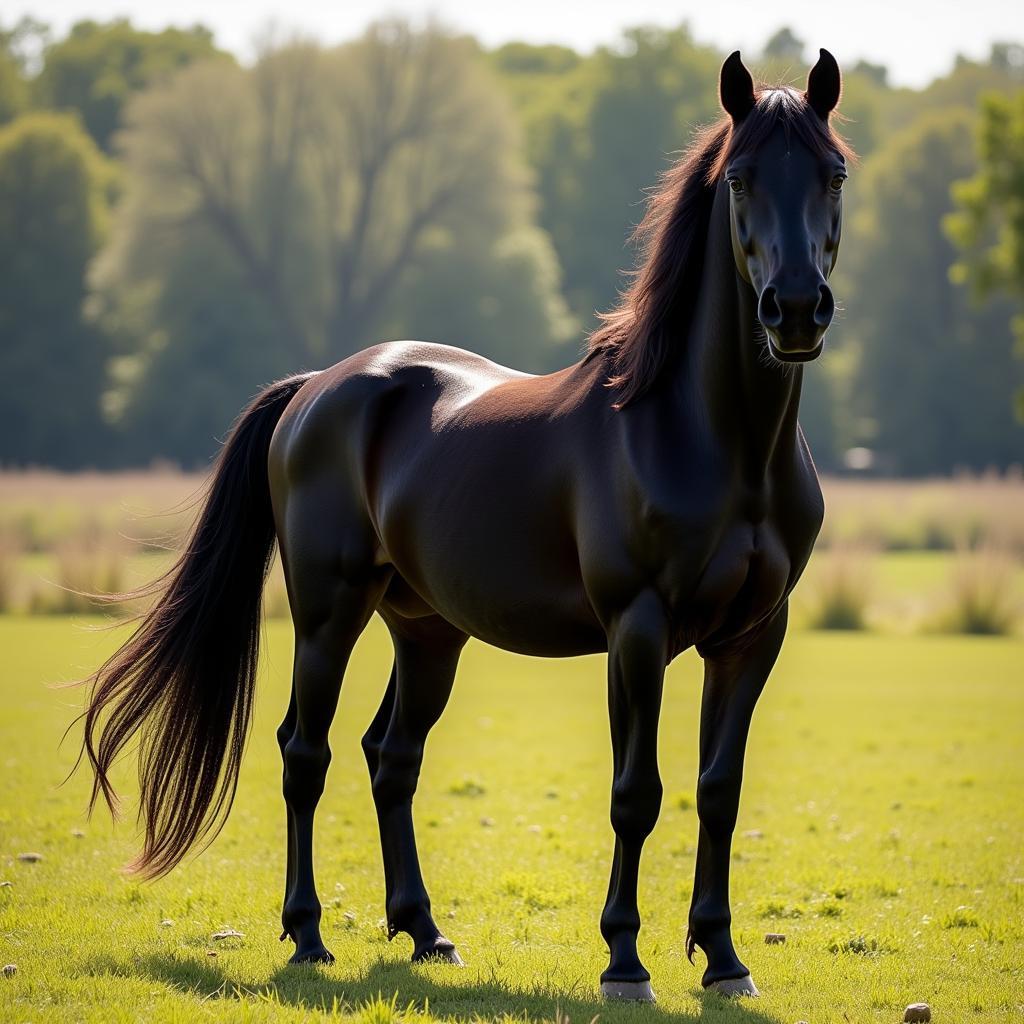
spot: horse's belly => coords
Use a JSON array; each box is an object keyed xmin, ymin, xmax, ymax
[
  {"xmin": 378, "ymin": 488, "xmax": 604, "ymax": 657},
  {"xmin": 386, "ymin": 559, "xmax": 604, "ymax": 657},
  {"xmin": 447, "ymin": 591, "xmax": 605, "ymax": 657}
]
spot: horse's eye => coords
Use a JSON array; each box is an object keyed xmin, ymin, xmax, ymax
[
  {"xmin": 830, "ymin": 174, "xmax": 846, "ymax": 193},
  {"xmin": 728, "ymin": 178, "xmax": 745, "ymax": 195}
]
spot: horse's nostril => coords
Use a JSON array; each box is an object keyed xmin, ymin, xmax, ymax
[
  {"xmin": 758, "ymin": 286, "xmax": 783, "ymax": 328},
  {"xmin": 814, "ymin": 284, "xmax": 835, "ymax": 327}
]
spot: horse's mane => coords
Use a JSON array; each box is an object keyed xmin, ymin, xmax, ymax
[{"xmin": 589, "ymin": 86, "xmax": 855, "ymax": 407}]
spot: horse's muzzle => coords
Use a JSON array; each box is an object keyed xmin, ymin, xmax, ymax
[{"xmin": 757, "ymin": 281, "xmax": 833, "ymax": 360}]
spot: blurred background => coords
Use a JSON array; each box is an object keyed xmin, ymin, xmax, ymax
[{"xmin": 0, "ymin": 2, "xmax": 1022, "ymax": 632}]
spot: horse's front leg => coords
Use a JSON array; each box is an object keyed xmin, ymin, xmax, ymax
[
  {"xmin": 599, "ymin": 589, "xmax": 668, "ymax": 1002},
  {"xmin": 687, "ymin": 604, "xmax": 788, "ymax": 996}
]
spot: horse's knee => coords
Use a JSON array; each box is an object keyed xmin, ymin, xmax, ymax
[
  {"xmin": 610, "ymin": 769, "xmax": 663, "ymax": 842},
  {"xmin": 283, "ymin": 736, "xmax": 331, "ymax": 810},
  {"xmin": 371, "ymin": 742, "xmax": 421, "ymax": 809},
  {"xmin": 696, "ymin": 764, "xmax": 741, "ymax": 837}
]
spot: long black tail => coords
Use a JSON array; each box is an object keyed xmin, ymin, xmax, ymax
[{"xmin": 78, "ymin": 373, "xmax": 314, "ymax": 878}]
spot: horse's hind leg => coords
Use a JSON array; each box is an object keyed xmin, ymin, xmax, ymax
[
  {"xmin": 276, "ymin": 502, "xmax": 391, "ymax": 964},
  {"xmin": 361, "ymin": 664, "xmax": 396, "ymax": 783},
  {"xmin": 370, "ymin": 617, "xmax": 467, "ymax": 962}
]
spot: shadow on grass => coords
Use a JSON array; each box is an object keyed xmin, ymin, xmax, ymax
[{"xmin": 106, "ymin": 949, "xmax": 785, "ymax": 1024}]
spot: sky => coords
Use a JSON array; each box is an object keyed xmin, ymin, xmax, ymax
[{"xmin": 16, "ymin": 0, "xmax": 1024, "ymax": 87}]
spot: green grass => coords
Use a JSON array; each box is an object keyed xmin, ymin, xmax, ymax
[
  {"xmin": 1, "ymin": 615, "xmax": 1022, "ymax": 1023},
  {"xmin": 870, "ymin": 551, "xmax": 1024, "ymax": 599}
]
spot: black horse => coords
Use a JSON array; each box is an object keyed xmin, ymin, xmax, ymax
[{"xmin": 79, "ymin": 49, "xmax": 851, "ymax": 1000}]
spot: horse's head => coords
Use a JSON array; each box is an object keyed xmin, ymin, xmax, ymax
[{"xmin": 719, "ymin": 50, "xmax": 848, "ymax": 362}]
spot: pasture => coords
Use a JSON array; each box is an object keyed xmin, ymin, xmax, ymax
[{"xmin": 1, "ymin": 613, "xmax": 1022, "ymax": 1023}]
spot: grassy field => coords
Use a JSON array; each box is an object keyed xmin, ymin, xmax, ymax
[{"xmin": 1, "ymin": 614, "xmax": 1022, "ymax": 1023}]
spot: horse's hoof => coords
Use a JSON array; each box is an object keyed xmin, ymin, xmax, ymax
[
  {"xmin": 601, "ymin": 980, "xmax": 656, "ymax": 1002},
  {"xmin": 288, "ymin": 945, "xmax": 335, "ymax": 965},
  {"xmin": 412, "ymin": 936, "xmax": 464, "ymax": 965},
  {"xmin": 706, "ymin": 974, "xmax": 759, "ymax": 997}
]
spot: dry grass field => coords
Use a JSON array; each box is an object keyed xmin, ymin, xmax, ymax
[{"xmin": 2, "ymin": 470, "xmax": 1021, "ymax": 633}]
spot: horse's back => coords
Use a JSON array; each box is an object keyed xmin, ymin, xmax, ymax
[{"xmin": 269, "ymin": 339, "xmax": 610, "ymax": 655}]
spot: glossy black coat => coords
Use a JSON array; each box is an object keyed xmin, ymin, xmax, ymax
[{"xmin": 80, "ymin": 49, "xmax": 849, "ymax": 1000}]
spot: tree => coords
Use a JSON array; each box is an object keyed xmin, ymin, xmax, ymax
[
  {"xmin": 34, "ymin": 19, "xmax": 222, "ymax": 150},
  {"xmin": 851, "ymin": 60, "xmax": 888, "ymax": 87},
  {"xmin": 0, "ymin": 51, "xmax": 25, "ymax": 123},
  {"xmin": 841, "ymin": 109, "xmax": 1022, "ymax": 473},
  {"xmin": 93, "ymin": 22, "xmax": 575, "ymax": 464},
  {"xmin": 498, "ymin": 25, "xmax": 722, "ymax": 327},
  {"xmin": 946, "ymin": 90, "xmax": 1024, "ymax": 417},
  {"xmin": 0, "ymin": 16, "xmax": 46, "ymax": 123},
  {"xmin": 385, "ymin": 224, "xmax": 577, "ymax": 370},
  {"xmin": 762, "ymin": 27, "xmax": 805, "ymax": 64},
  {"xmin": 0, "ymin": 112, "xmax": 115, "ymax": 466}
]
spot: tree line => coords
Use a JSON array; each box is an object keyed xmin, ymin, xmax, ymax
[{"xmin": 0, "ymin": 18, "xmax": 1021, "ymax": 473}]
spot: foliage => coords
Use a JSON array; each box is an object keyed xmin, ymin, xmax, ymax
[
  {"xmin": 946, "ymin": 90, "xmax": 1024, "ymax": 417},
  {"xmin": 1, "ymin": 17, "xmax": 1023, "ymax": 471},
  {"xmin": 0, "ymin": 112, "xmax": 116, "ymax": 466},
  {"xmin": 762, "ymin": 27, "xmax": 805, "ymax": 64},
  {"xmin": 497, "ymin": 26, "xmax": 722, "ymax": 326},
  {"xmin": 33, "ymin": 19, "xmax": 222, "ymax": 150},
  {"xmin": 0, "ymin": 51, "xmax": 27, "ymax": 124},
  {"xmin": 1, "ymin": 617, "xmax": 1022, "ymax": 1021},
  {"xmin": 840, "ymin": 108, "xmax": 1024, "ymax": 473},
  {"xmin": 0, "ymin": 17, "xmax": 47, "ymax": 123},
  {"xmin": 92, "ymin": 23, "xmax": 574, "ymax": 463}
]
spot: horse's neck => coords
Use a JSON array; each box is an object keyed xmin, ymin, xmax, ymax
[{"xmin": 680, "ymin": 184, "xmax": 803, "ymax": 480}]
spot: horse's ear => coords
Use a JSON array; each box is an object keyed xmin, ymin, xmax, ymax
[
  {"xmin": 720, "ymin": 51, "xmax": 755, "ymax": 122},
  {"xmin": 805, "ymin": 48, "xmax": 841, "ymax": 119}
]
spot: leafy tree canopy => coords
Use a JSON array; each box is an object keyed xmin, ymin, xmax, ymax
[
  {"xmin": 93, "ymin": 23, "xmax": 575, "ymax": 464},
  {"xmin": 946, "ymin": 89, "xmax": 1024, "ymax": 417},
  {"xmin": 842, "ymin": 109, "xmax": 1023, "ymax": 472},
  {"xmin": 0, "ymin": 112, "xmax": 115, "ymax": 465},
  {"xmin": 35, "ymin": 19, "xmax": 224, "ymax": 150}
]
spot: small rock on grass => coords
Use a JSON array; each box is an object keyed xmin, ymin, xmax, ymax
[
  {"xmin": 160, "ymin": 919, "xmax": 174, "ymax": 928},
  {"xmin": 904, "ymin": 1004, "xmax": 931, "ymax": 1023},
  {"xmin": 16, "ymin": 852, "xmax": 42, "ymax": 863},
  {"xmin": 2, "ymin": 965, "xmax": 16, "ymax": 978},
  {"xmin": 742, "ymin": 829, "xmax": 764, "ymax": 840},
  {"xmin": 211, "ymin": 929, "xmax": 244, "ymax": 941},
  {"xmin": 764, "ymin": 932, "xmax": 786, "ymax": 944},
  {"xmin": 71, "ymin": 829, "xmax": 85, "ymax": 838},
  {"xmin": 0, "ymin": 881, "xmax": 11, "ymax": 888}
]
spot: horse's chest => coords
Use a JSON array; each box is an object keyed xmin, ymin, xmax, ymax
[{"xmin": 660, "ymin": 518, "xmax": 792, "ymax": 647}]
